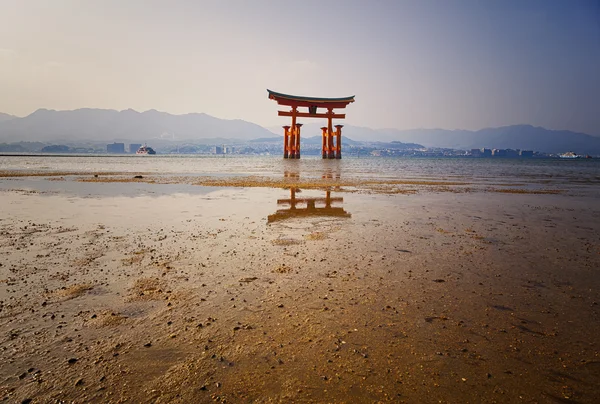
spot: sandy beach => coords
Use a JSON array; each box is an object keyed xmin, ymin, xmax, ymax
[
  {"xmin": 1, "ymin": 166, "xmax": 599, "ymax": 403},
  {"xmin": 3, "ymin": 0, "xmax": 600, "ymax": 401}
]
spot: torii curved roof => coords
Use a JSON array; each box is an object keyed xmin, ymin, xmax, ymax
[{"xmin": 267, "ymin": 89, "xmax": 355, "ymax": 108}]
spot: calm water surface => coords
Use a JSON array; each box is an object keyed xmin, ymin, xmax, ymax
[{"xmin": 1, "ymin": 155, "xmax": 599, "ymax": 186}]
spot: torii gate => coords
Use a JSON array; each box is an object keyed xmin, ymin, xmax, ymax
[{"xmin": 267, "ymin": 89, "xmax": 355, "ymax": 159}]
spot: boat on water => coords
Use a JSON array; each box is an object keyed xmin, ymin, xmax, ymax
[
  {"xmin": 136, "ymin": 144, "xmax": 156, "ymax": 155},
  {"xmin": 559, "ymin": 151, "xmax": 580, "ymax": 159}
]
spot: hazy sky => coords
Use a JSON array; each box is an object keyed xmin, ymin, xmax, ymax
[{"xmin": 1, "ymin": 0, "xmax": 599, "ymax": 134}]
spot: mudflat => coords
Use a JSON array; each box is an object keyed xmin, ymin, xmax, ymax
[{"xmin": 1, "ymin": 171, "xmax": 599, "ymax": 403}]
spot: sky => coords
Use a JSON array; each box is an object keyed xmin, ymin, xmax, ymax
[{"xmin": 0, "ymin": 0, "xmax": 599, "ymax": 134}]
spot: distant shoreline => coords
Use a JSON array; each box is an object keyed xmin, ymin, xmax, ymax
[{"xmin": 0, "ymin": 153, "xmax": 594, "ymax": 159}]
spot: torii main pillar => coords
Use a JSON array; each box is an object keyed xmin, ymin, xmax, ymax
[{"xmin": 267, "ymin": 90, "xmax": 355, "ymax": 159}]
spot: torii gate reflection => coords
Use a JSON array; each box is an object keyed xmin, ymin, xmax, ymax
[{"xmin": 267, "ymin": 187, "xmax": 351, "ymax": 224}]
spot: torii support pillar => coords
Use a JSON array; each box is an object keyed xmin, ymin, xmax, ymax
[
  {"xmin": 283, "ymin": 126, "xmax": 290, "ymax": 158},
  {"xmin": 295, "ymin": 123, "xmax": 302, "ymax": 159},
  {"xmin": 321, "ymin": 127, "xmax": 328, "ymax": 159},
  {"xmin": 335, "ymin": 125, "xmax": 343, "ymax": 159},
  {"xmin": 283, "ymin": 124, "xmax": 302, "ymax": 159},
  {"xmin": 322, "ymin": 126, "xmax": 341, "ymax": 159},
  {"xmin": 327, "ymin": 108, "xmax": 335, "ymax": 159}
]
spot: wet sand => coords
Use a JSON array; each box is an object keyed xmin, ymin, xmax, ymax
[{"xmin": 1, "ymin": 174, "xmax": 599, "ymax": 403}]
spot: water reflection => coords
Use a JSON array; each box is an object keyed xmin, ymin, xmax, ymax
[
  {"xmin": 267, "ymin": 188, "xmax": 351, "ymax": 223},
  {"xmin": 283, "ymin": 166, "xmax": 341, "ymax": 181},
  {"xmin": 320, "ymin": 167, "xmax": 341, "ymax": 181},
  {"xmin": 283, "ymin": 170, "xmax": 300, "ymax": 179}
]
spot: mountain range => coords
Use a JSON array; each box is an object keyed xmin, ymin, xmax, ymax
[
  {"xmin": 371, "ymin": 125, "xmax": 600, "ymax": 154},
  {"xmin": 1, "ymin": 108, "xmax": 600, "ymax": 155},
  {"xmin": 0, "ymin": 112, "xmax": 16, "ymax": 122},
  {"xmin": 0, "ymin": 108, "xmax": 273, "ymax": 142}
]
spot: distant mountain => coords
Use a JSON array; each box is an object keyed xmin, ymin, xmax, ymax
[
  {"xmin": 0, "ymin": 108, "xmax": 275, "ymax": 142},
  {"xmin": 2, "ymin": 108, "xmax": 599, "ymax": 155},
  {"xmin": 379, "ymin": 125, "xmax": 600, "ymax": 155},
  {"xmin": 0, "ymin": 112, "xmax": 16, "ymax": 122},
  {"xmin": 283, "ymin": 123, "xmax": 600, "ymax": 155}
]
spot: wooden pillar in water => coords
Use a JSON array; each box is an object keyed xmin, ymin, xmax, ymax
[
  {"xmin": 289, "ymin": 107, "xmax": 298, "ymax": 158},
  {"xmin": 295, "ymin": 123, "xmax": 302, "ymax": 159},
  {"xmin": 282, "ymin": 125, "xmax": 290, "ymax": 158},
  {"xmin": 327, "ymin": 108, "xmax": 334, "ymax": 159},
  {"xmin": 335, "ymin": 125, "xmax": 343, "ymax": 159},
  {"xmin": 321, "ymin": 127, "xmax": 328, "ymax": 159}
]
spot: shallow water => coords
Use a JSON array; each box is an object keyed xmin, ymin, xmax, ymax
[{"xmin": 1, "ymin": 155, "xmax": 600, "ymax": 186}]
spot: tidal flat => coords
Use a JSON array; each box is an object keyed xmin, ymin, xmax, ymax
[{"xmin": 1, "ymin": 157, "xmax": 599, "ymax": 403}]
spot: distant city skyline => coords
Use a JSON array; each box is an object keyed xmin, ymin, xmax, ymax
[{"xmin": 1, "ymin": 0, "xmax": 599, "ymax": 135}]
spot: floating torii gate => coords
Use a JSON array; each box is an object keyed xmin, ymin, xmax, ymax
[{"xmin": 267, "ymin": 89, "xmax": 355, "ymax": 159}]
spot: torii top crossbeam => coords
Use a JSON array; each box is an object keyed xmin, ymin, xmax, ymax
[
  {"xmin": 268, "ymin": 89, "xmax": 355, "ymax": 110},
  {"xmin": 267, "ymin": 89, "xmax": 355, "ymax": 159}
]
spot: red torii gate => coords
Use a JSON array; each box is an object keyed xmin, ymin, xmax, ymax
[{"xmin": 267, "ymin": 89, "xmax": 355, "ymax": 159}]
